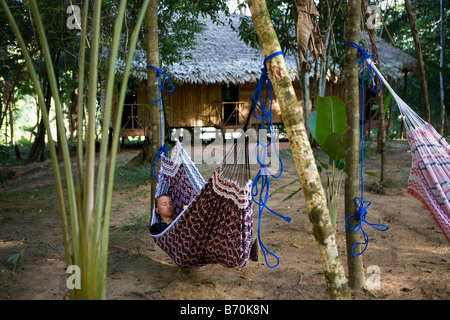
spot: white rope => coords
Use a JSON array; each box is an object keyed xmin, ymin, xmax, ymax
[{"xmin": 366, "ymin": 58, "xmax": 427, "ymax": 132}]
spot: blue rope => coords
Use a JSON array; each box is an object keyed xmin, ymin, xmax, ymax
[
  {"xmin": 344, "ymin": 42, "xmax": 389, "ymax": 257},
  {"xmin": 146, "ymin": 65, "xmax": 174, "ymax": 180},
  {"xmin": 252, "ymin": 51, "xmax": 291, "ymax": 268}
]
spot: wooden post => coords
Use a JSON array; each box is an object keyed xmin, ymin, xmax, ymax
[
  {"xmin": 344, "ymin": 0, "xmax": 366, "ymax": 289},
  {"xmin": 145, "ymin": 0, "xmax": 161, "ymax": 213}
]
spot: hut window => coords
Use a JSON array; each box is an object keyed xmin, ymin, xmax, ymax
[{"xmin": 222, "ymin": 84, "xmax": 239, "ymax": 126}]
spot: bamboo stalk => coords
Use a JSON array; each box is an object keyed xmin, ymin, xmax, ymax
[
  {"xmin": 28, "ymin": 0, "xmax": 82, "ymax": 298},
  {"xmin": 81, "ymin": 0, "xmax": 102, "ymax": 298},
  {"xmin": 0, "ymin": 0, "xmax": 77, "ymax": 298},
  {"xmin": 93, "ymin": 0, "xmax": 127, "ymax": 246},
  {"xmin": 73, "ymin": 1, "xmax": 89, "ymax": 299},
  {"xmin": 76, "ymin": 0, "xmax": 89, "ymax": 243},
  {"xmin": 3, "ymin": 0, "xmax": 150, "ymax": 299},
  {"xmin": 90, "ymin": 0, "xmax": 127, "ymax": 298},
  {"xmin": 97, "ymin": 0, "xmax": 151, "ymax": 299}
]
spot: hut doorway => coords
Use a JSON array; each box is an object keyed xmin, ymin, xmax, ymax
[
  {"xmin": 222, "ymin": 84, "xmax": 239, "ymax": 126},
  {"xmin": 122, "ymin": 79, "xmax": 138, "ymax": 129}
]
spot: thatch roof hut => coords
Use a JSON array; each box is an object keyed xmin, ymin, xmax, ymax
[
  {"xmin": 126, "ymin": 15, "xmax": 300, "ymax": 84},
  {"xmin": 127, "ymin": 15, "xmax": 417, "ymax": 83},
  {"xmin": 361, "ymin": 32, "xmax": 418, "ymax": 81},
  {"xmin": 115, "ymin": 14, "xmax": 418, "ymax": 138}
]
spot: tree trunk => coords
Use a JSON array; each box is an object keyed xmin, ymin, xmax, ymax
[
  {"xmin": 145, "ymin": 0, "xmax": 161, "ymax": 212},
  {"xmin": 8, "ymin": 98, "xmax": 14, "ymax": 147},
  {"xmin": 27, "ymin": 81, "xmax": 52, "ymax": 163},
  {"xmin": 69, "ymin": 86, "xmax": 79, "ymax": 143},
  {"xmin": 405, "ymin": 0, "xmax": 430, "ymax": 123},
  {"xmin": 0, "ymin": 80, "xmax": 14, "ymax": 131},
  {"xmin": 246, "ymin": 0, "xmax": 351, "ymax": 300},
  {"xmin": 344, "ymin": 0, "xmax": 366, "ymax": 289},
  {"xmin": 363, "ymin": 0, "xmax": 386, "ymax": 185}
]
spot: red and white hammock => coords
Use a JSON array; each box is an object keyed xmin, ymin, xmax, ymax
[{"xmin": 368, "ymin": 59, "xmax": 450, "ymax": 242}]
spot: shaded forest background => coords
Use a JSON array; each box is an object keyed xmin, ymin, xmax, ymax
[{"xmin": 0, "ymin": 0, "xmax": 448, "ymax": 165}]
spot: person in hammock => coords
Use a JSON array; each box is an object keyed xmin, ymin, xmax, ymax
[{"xmin": 150, "ymin": 194, "xmax": 174, "ymax": 235}]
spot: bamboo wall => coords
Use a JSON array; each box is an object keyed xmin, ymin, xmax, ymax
[
  {"xmin": 163, "ymin": 82, "xmax": 223, "ymax": 128},
  {"xmin": 114, "ymin": 77, "xmax": 345, "ymax": 136}
]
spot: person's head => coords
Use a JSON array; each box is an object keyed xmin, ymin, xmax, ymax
[{"xmin": 155, "ymin": 194, "xmax": 174, "ymax": 222}]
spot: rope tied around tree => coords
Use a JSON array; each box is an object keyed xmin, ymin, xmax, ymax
[
  {"xmin": 344, "ymin": 42, "xmax": 389, "ymax": 257},
  {"xmin": 146, "ymin": 65, "xmax": 174, "ymax": 180},
  {"xmin": 252, "ymin": 51, "xmax": 291, "ymax": 268}
]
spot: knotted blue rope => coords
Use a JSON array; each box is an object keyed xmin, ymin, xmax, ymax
[
  {"xmin": 344, "ymin": 42, "xmax": 389, "ymax": 257},
  {"xmin": 147, "ymin": 65, "xmax": 174, "ymax": 180},
  {"xmin": 252, "ymin": 51, "xmax": 291, "ymax": 268}
]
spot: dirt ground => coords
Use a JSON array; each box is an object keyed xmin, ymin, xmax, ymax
[{"xmin": 0, "ymin": 140, "xmax": 449, "ymax": 301}]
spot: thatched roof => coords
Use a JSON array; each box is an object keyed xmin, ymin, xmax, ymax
[
  {"xmin": 126, "ymin": 14, "xmax": 299, "ymax": 84},
  {"xmin": 362, "ymin": 32, "xmax": 418, "ymax": 81},
  {"xmin": 126, "ymin": 14, "xmax": 418, "ymax": 84},
  {"xmin": 164, "ymin": 17, "xmax": 298, "ymax": 84}
]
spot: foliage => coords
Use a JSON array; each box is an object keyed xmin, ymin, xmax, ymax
[
  {"xmin": 0, "ymin": 144, "xmax": 9, "ymax": 163},
  {"xmin": 309, "ymin": 96, "xmax": 346, "ymax": 229},
  {"xmin": 271, "ymin": 96, "xmax": 347, "ymax": 229},
  {"xmin": 382, "ymin": 0, "xmax": 450, "ymax": 134},
  {"xmin": 310, "ymin": 96, "xmax": 347, "ymax": 161},
  {"xmin": 233, "ymin": 0, "xmax": 298, "ymax": 56},
  {"xmin": 1, "ymin": 0, "xmax": 150, "ymax": 300},
  {"xmin": 157, "ymin": 0, "xmax": 231, "ymax": 66}
]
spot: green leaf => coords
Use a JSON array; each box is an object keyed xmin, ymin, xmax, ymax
[
  {"xmin": 281, "ymin": 187, "xmax": 302, "ymax": 203},
  {"xmin": 270, "ymin": 179, "xmax": 300, "ymax": 197},
  {"xmin": 424, "ymin": 59, "xmax": 449, "ymax": 74},
  {"xmin": 384, "ymin": 93, "xmax": 392, "ymax": 115},
  {"xmin": 292, "ymin": 242, "xmax": 304, "ymax": 249},
  {"xmin": 322, "ymin": 132, "xmax": 346, "ymax": 161},
  {"xmin": 314, "ymin": 96, "xmax": 346, "ymax": 146},
  {"xmin": 363, "ymin": 171, "xmax": 378, "ymax": 177},
  {"xmin": 333, "ymin": 158, "xmax": 345, "ymax": 171},
  {"xmin": 314, "ymin": 155, "xmax": 330, "ymax": 170},
  {"xmin": 7, "ymin": 253, "xmax": 20, "ymax": 264}
]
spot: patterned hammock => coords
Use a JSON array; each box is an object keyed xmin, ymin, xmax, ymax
[
  {"xmin": 149, "ymin": 139, "xmax": 254, "ymax": 268},
  {"xmin": 368, "ymin": 59, "xmax": 450, "ymax": 242}
]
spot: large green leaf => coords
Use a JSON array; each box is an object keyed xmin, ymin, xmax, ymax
[
  {"xmin": 384, "ymin": 93, "xmax": 392, "ymax": 115},
  {"xmin": 322, "ymin": 132, "xmax": 346, "ymax": 161},
  {"xmin": 313, "ymin": 96, "xmax": 347, "ymax": 146},
  {"xmin": 309, "ymin": 96, "xmax": 347, "ymax": 161}
]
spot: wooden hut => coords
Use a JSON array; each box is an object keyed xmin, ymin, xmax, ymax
[{"xmin": 114, "ymin": 14, "xmax": 418, "ymax": 139}]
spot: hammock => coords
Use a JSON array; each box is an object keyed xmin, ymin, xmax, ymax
[
  {"xmin": 149, "ymin": 139, "xmax": 254, "ymax": 268},
  {"xmin": 147, "ymin": 52, "xmax": 290, "ymax": 268},
  {"xmin": 365, "ymin": 52, "xmax": 450, "ymax": 243}
]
